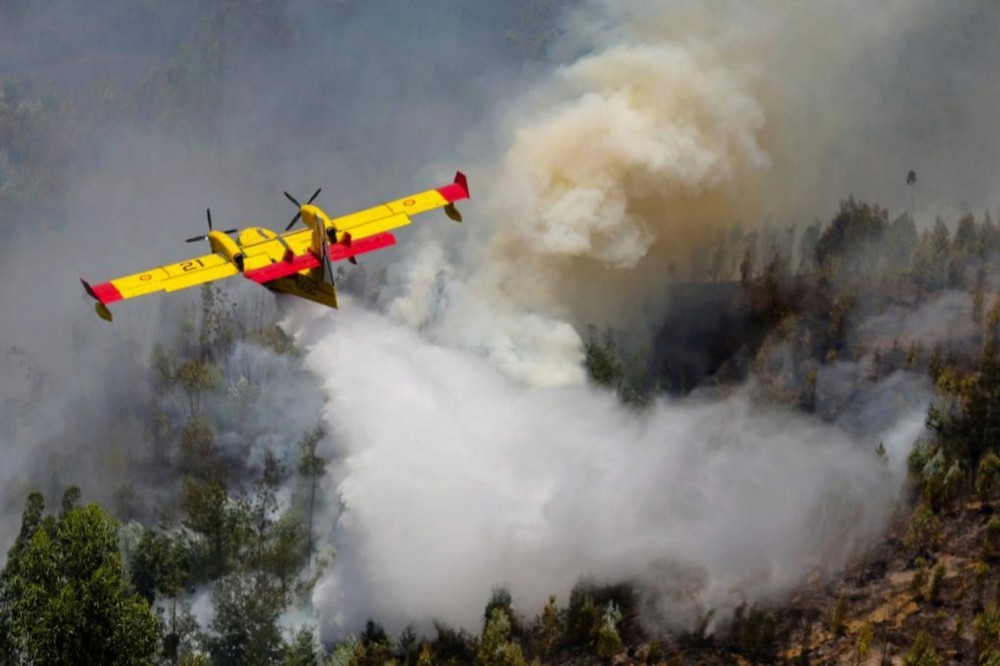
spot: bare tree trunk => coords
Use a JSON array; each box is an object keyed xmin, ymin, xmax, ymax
[{"xmin": 307, "ymin": 477, "xmax": 317, "ymax": 564}]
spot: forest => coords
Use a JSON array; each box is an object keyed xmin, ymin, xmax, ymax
[
  {"xmin": 3, "ymin": 1, "xmax": 1000, "ymax": 665},
  {"xmin": 6, "ymin": 174, "xmax": 1000, "ymax": 665}
]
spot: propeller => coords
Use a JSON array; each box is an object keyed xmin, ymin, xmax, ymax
[
  {"xmin": 186, "ymin": 209, "xmax": 238, "ymax": 243},
  {"xmin": 283, "ymin": 187, "xmax": 322, "ymax": 230}
]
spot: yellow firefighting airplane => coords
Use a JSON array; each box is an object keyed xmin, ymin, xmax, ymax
[{"xmin": 82, "ymin": 172, "xmax": 469, "ymax": 321}]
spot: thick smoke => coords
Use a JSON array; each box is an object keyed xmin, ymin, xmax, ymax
[
  {"xmin": 293, "ymin": 0, "xmax": 1000, "ymax": 636},
  {"xmin": 291, "ymin": 305, "xmax": 925, "ymax": 635},
  {"xmin": 387, "ymin": 0, "xmax": 1000, "ymax": 382}
]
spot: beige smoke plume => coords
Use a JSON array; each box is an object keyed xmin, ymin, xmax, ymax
[
  {"xmin": 485, "ymin": 37, "xmax": 770, "ymax": 329},
  {"xmin": 390, "ymin": 0, "xmax": 991, "ymax": 386},
  {"xmin": 391, "ymin": 3, "xmax": 774, "ymax": 383},
  {"xmin": 495, "ymin": 43, "xmax": 768, "ymax": 267}
]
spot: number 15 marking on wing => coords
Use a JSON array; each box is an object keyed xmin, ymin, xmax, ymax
[{"xmin": 181, "ymin": 259, "xmax": 206, "ymax": 272}]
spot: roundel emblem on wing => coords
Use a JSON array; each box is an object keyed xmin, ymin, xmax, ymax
[
  {"xmin": 403, "ymin": 198, "xmax": 416, "ymax": 206},
  {"xmin": 140, "ymin": 274, "xmax": 152, "ymax": 281}
]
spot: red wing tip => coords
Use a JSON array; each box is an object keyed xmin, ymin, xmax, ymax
[
  {"xmin": 437, "ymin": 171, "xmax": 470, "ymax": 203},
  {"xmin": 454, "ymin": 171, "xmax": 469, "ymax": 198},
  {"xmin": 82, "ymin": 280, "xmax": 124, "ymax": 305},
  {"xmin": 82, "ymin": 279, "xmax": 116, "ymax": 321}
]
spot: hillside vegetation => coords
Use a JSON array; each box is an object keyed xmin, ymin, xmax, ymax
[
  {"xmin": 2, "ymin": 2, "xmax": 1000, "ymax": 664},
  {"xmin": 1, "ymin": 195, "xmax": 998, "ymax": 663}
]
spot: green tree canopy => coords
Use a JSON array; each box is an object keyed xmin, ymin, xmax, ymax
[
  {"xmin": 814, "ymin": 198, "xmax": 888, "ymax": 274},
  {"xmin": 207, "ymin": 571, "xmax": 286, "ymax": 666},
  {"xmin": 928, "ymin": 355, "xmax": 1000, "ymax": 477},
  {"xmin": 0, "ymin": 491, "xmax": 158, "ymax": 665}
]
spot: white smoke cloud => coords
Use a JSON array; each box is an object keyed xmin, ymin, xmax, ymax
[
  {"xmin": 278, "ymin": 0, "xmax": 1000, "ymax": 637},
  {"xmin": 289, "ymin": 305, "xmax": 922, "ymax": 636}
]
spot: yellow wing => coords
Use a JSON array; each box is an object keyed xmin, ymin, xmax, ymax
[
  {"xmin": 327, "ymin": 171, "xmax": 468, "ymax": 240},
  {"xmin": 264, "ymin": 171, "xmax": 469, "ymax": 259},
  {"xmin": 82, "ymin": 252, "xmax": 238, "ymax": 320}
]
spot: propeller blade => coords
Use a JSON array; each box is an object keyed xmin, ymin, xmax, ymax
[
  {"xmin": 283, "ymin": 189, "xmax": 320, "ymax": 230},
  {"xmin": 206, "ymin": 208, "xmax": 213, "ymax": 231},
  {"xmin": 185, "ymin": 235, "xmax": 207, "ymax": 243}
]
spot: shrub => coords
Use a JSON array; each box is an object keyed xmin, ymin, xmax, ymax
[
  {"xmin": 484, "ymin": 587, "xmax": 513, "ymax": 627},
  {"xmin": 855, "ymin": 624, "xmax": 873, "ymax": 663},
  {"xmin": 903, "ymin": 630, "xmax": 940, "ymax": 666},
  {"xmin": 477, "ymin": 608, "xmax": 526, "ymax": 666},
  {"xmin": 740, "ymin": 607, "xmax": 777, "ymax": 662},
  {"xmin": 977, "ymin": 605, "xmax": 1000, "ymax": 662},
  {"xmin": 910, "ymin": 558, "xmax": 927, "ymax": 600},
  {"xmin": 928, "ymin": 562, "xmax": 946, "ymax": 605},
  {"xmin": 979, "ymin": 452, "xmax": 1000, "ymax": 501},
  {"xmin": 905, "ymin": 505, "xmax": 942, "ymax": 556},
  {"xmin": 567, "ymin": 583, "xmax": 598, "ymax": 645},
  {"xmin": 975, "ymin": 561, "xmax": 990, "ymax": 610},
  {"xmin": 596, "ymin": 602, "xmax": 623, "ymax": 663},
  {"xmin": 646, "ymin": 638, "xmax": 663, "ymax": 664},
  {"xmin": 985, "ymin": 517, "xmax": 1000, "ymax": 562},
  {"xmin": 831, "ymin": 596, "xmax": 847, "ymax": 636},
  {"xmin": 538, "ymin": 595, "xmax": 560, "ymax": 654}
]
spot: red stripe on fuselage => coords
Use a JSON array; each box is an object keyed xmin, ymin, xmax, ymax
[
  {"xmin": 244, "ymin": 253, "xmax": 318, "ymax": 284},
  {"xmin": 330, "ymin": 232, "xmax": 395, "ymax": 259},
  {"xmin": 243, "ymin": 232, "xmax": 397, "ymax": 285}
]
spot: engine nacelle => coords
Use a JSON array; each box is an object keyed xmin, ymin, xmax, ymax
[
  {"xmin": 300, "ymin": 204, "xmax": 337, "ymax": 254},
  {"xmin": 207, "ymin": 230, "xmax": 245, "ymax": 271}
]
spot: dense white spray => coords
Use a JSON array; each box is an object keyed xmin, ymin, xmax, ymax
[{"xmin": 290, "ymin": 305, "xmax": 925, "ymax": 635}]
